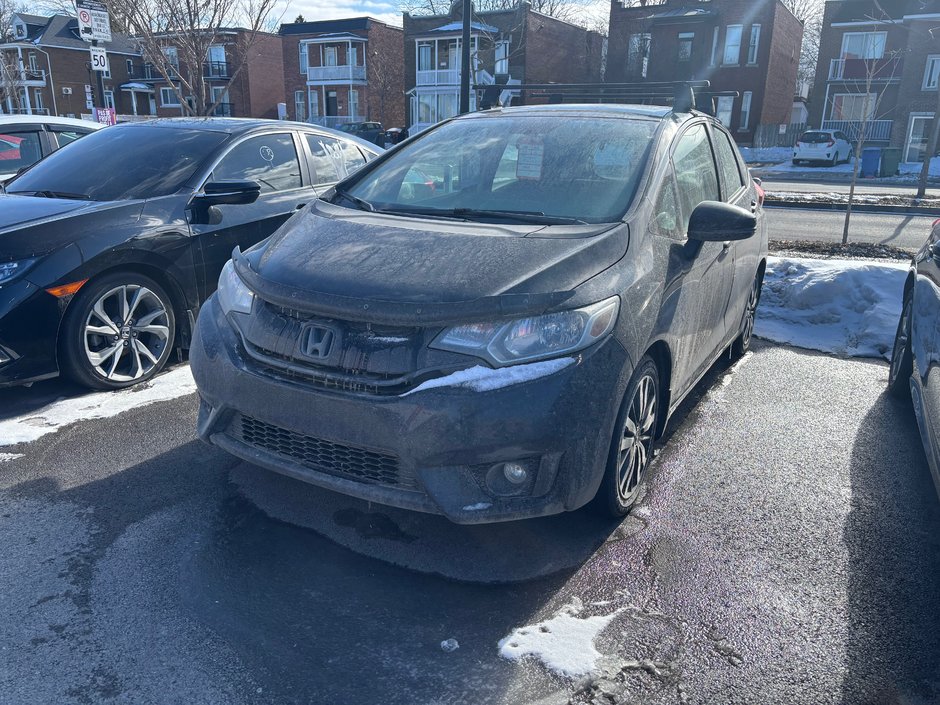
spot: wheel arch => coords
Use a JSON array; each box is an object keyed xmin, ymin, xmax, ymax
[{"xmin": 644, "ymin": 339, "xmax": 673, "ymax": 439}]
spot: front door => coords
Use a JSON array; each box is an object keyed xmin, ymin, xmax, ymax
[
  {"xmin": 326, "ymin": 90, "xmax": 338, "ymax": 117},
  {"xmin": 191, "ymin": 131, "xmax": 314, "ymax": 292},
  {"xmin": 906, "ymin": 114, "xmax": 934, "ymax": 163}
]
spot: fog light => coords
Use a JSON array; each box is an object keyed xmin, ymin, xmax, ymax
[{"xmin": 503, "ymin": 462, "xmax": 528, "ymax": 484}]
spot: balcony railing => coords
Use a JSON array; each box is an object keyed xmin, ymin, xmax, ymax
[
  {"xmin": 310, "ymin": 115, "xmax": 366, "ymax": 129},
  {"xmin": 17, "ymin": 68, "xmax": 45, "ymax": 84},
  {"xmin": 307, "ymin": 65, "xmax": 366, "ymax": 82},
  {"xmin": 211, "ymin": 102, "xmax": 234, "ymax": 117},
  {"xmin": 822, "ymin": 119, "xmax": 893, "ymax": 142},
  {"xmin": 416, "ymin": 68, "xmax": 460, "ymax": 86},
  {"xmin": 829, "ymin": 56, "xmax": 903, "ymax": 81},
  {"xmin": 5, "ymin": 107, "xmax": 49, "ymax": 115},
  {"xmin": 204, "ymin": 61, "xmax": 229, "ymax": 79}
]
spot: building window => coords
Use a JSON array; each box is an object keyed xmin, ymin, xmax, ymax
[
  {"xmin": 162, "ymin": 46, "xmax": 179, "ymax": 69},
  {"xmin": 295, "ymin": 90, "xmax": 305, "ymax": 121},
  {"xmin": 924, "ymin": 55, "xmax": 940, "ymax": 90},
  {"xmin": 160, "ymin": 87, "xmax": 180, "ymax": 106},
  {"xmin": 299, "ymin": 42, "xmax": 308, "ymax": 73},
  {"xmin": 33, "ymin": 88, "xmax": 43, "ymax": 111},
  {"xmin": 309, "ymin": 89, "xmax": 319, "ymax": 118},
  {"xmin": 324, "ymin": 46, "xmax": 337, "ymax": 67},
  {"xmin": 841, "ymin": 31, "xmax": 886, "ymax": 60},
  {"xmin": 28, "ymin": 52, "xmax": 38, "ymax": 71},
  {"xmin": 716, "ymin": 95, "xmax": 734, "ymax": 126},
  {"xmin": 417, "ymin": 41, "xmax": 433, "ymax": 71},
  {"xmin": 347, "ymin": 45, "xmax": 357, "ymax": 67},
  {"xmin": 349, "ymin": 89, "xmax": 359, "ymax": 118},
  {"xmin": 628, "ymin": 33, "xmax": 650, "ymax": 79},
  {"xmin": 126, "ymin": 58, "xmax": 134, "ymax": 76},
  {"xmin": 747, "ymin": 25, "xmax": 760, "ymax": 64},
  {"xmin": 104, "ymin": 90, "xmax": 114, "ymax": 109},
  {"xmin": 740, "ymin": 91, "xmax": 752, "ymax": 130},
  {"xmin": 678, "ymin": 32, "xmax": 694, "ymax": 62},
  {"xmin": 710, "ymin": 27, "xmax": 720, "ymax": 66},
  {"xmin": 831, "ymin": 93, "xmax": 876, "ymax": 121},
  {"xmin": 723, "ymin": 25, "xmax": 743, "ymax": 65},
  {"xmin": 495, "ymin": 39, "xmax": 509, "ymax": 75}
]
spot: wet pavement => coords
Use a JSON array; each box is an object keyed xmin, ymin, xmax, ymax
[{"xmin": 1, "ymin": 341, "xmax": 939, "ymax": 705}]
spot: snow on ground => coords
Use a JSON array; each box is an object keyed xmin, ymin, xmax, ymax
[
  {"xmin": 498, "ymin": 599, "xmax": 624, "ymax": 678},
  {"xmin": 754, "ymin": 154, "xmax": 940, "ymax": 179},
  {"xmin": 0, "ymin": 366, "xmax": 196, "ymax": 447},
  {"xmin": 755, "ymin": 257, "xmax": 908, "ymax": 360},
  {"xmin": 0, "ymin": 452, "xmax": 23, "ymax": 462},
  {"xmin": 402, "ymin": 357, "xmax": 575, "ymax": 396},
  {"xmin": 739, "ymin": 147, "xmax": 793, "ymax": 164}
]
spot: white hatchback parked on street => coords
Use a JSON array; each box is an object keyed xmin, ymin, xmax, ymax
[{"xmin": 792, "ymin": 129, "xmax": 853, "ymax": 166}]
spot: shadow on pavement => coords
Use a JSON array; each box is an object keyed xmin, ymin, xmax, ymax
[{"xmin": 843, "ymin": 393, "xmax": 940, "ymax": 704}]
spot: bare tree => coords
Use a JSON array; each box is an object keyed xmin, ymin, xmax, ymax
[
  {"xmin": 111, "ymin": 0, "xmax": 280, "ymax": 116},
  {"xmin": 0, "ymin": 0, "xmax": 29, "ymax": 113}
]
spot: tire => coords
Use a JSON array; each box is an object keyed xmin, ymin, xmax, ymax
[
  {"xmin": 888, "ymin": 293, "xmax": 913, "ymax": 399},
  {"xmin": 59, "ymin": 272, "xmax": 176, "ymax": 390},
  {"xmin": 792, "ymin": 159, "xmax": 800, "ymax": 166},
  {"xmin": 830, "ymin": 154, "xmax": 838, "ymax": 167},
  {"xmin": 595, "ymin": 356, "xmax": 660, "ymax": 517},
  {"xmin": 731, "ymin": 272, "xmax": 762, "ymax": 359}
]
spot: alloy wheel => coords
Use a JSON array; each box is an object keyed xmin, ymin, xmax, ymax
[
  {"xmin": 82, "ymin": 284, "xmax": 171, "ymax": 382},
  {"xmin": 889, "ymin": 297, "xmax": 912, "ymax": 388},
  {"xmin": 741, "ymin": 278, "xmax": 759, "ymax": 349},
  {"xmin": 617, "ymin": 373, "xmax": 658, "ymax": 503}
]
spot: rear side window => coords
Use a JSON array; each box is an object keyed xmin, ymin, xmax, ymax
[
  {"xmin": 212, "ymin": 133, "xmax": 302, "ymax": 193},
  {"xmin": 712, "ymin": 128, "xmax": 745, "ymax": 199},
  {"xmin": 0, "ymin": 130, "xmax": 43, "ymax": 172},
  {"xmin": 305, "ymin": 134, "xmax": 368, "ymax": 185},
  {"xmin": 341, "ymin": 140, "xmax": 366, "ymax": 173},
  {"xmin": 672, "ymin": 124, "xmax": 719, "ymax": 232}
]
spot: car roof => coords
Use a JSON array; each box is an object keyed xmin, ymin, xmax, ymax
[
  {"xmin": 461, "ymin": 104, "xmax": 678, "ymax": 121},
  {"xmin": 0, "ymin": 115, "xmax": 103, "ymax": 130}
]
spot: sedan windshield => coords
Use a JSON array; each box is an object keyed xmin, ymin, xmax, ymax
[
  {"xmin": 7, "ymin": 125, "xmax": 230, "ymax": 201},
  {"xmin": 340, "ymin": 115, "xmax": 658, "ymax": 224}
]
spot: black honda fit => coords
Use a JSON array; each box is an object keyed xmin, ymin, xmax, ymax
[{"xmin": 191, "ymin": 104, "xmax": 767, "ymax": 523}]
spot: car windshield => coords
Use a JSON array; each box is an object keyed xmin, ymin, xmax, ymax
[
  {"xmin": 799, "ymin": 131, "xmax": 832, "ymax": 143},
  {"xmin": 339, "ymin": 115, "xmax": 658, "ymax": 224},
  {"xmin": 6, "ymin": 125, "xmax": 230, "ymax": 201}
]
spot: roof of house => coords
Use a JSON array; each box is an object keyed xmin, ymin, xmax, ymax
[
  {"xmin": 15, "ymin": 13, "xmax": 49, "ymax": 27},
  {"xmin": 829, "ymin": 0, "xmax": 940, "ymax": 23},
  {"xmin": 647, "ymin": 7, "xmax": 717, "ymax": 20},
  {"xmin": 279, "ymin": 16, "xmax": 399, "ymax": 36},
  {"xmin": 429, "ymin": 20, "xmax": 500, "ymax": 33},
  {"xmin": 14, "ymin": 14, "xmax": 140, "ymax": 55}
]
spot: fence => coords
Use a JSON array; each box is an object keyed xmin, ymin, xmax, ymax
[{"xmin": 753, "ymin": 122, "xmax": 807, "ymax": 148}]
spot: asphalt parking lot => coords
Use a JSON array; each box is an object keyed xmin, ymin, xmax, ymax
[{"xmin": 1, "ymin": 341, "xmax": 939, "ymax": 705}]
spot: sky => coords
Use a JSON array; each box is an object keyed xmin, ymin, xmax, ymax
[{"xmin": 284, "ymin": 0, "xmax": 404, "ymax": 27}]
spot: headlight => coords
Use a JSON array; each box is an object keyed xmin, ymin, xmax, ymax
[
  {"xmin": 0, "ymin": 258, "xmax": 36, "ymax": 286},
  {"xmin": 431, "ymin": 297, "xmax": 619, "ymax": 366},
  {"xmin": 217, "ymin": 259, "xmax": 254, "ymax": 315}
]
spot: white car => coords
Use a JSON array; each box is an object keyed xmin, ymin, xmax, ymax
[
  {"xmin": 0, "ymin": 115, "xmax": 102, "ymax": 181},
  {"xmin": 792, "ymin": 129, "xmax": 854, "ymax": 167}
]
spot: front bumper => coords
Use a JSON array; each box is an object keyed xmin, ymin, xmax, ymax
[
  {"xmin": 0, "ymin": 278, "xmax": 62, "ymax": 387},
  {"xmin": 191, "ymin": 295, "xmax": 631, "ymax": 524}
]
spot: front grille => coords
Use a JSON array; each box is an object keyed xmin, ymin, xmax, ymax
[{"xmin": 231, "ymin": 414, "xmax": 419, "ymax": 491}]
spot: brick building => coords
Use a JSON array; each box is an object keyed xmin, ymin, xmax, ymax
[
  {"xmin": 807, "ymin": 0, "xmax": 940, "ymax": 162},
  {"xmin": 403, "ymin": 1, "xmax": 604, "ymax": 133},
  {"xmin": 280, "ymin": 17, "xmax": 404, "ymax": 129},
  {"xmin": 606, "ymin": 0, "xmax": 803, "ymax": 143}
]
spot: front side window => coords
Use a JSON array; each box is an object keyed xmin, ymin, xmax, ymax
[
  {"xmin": 212, "ymin": 133, "xmax": 302, "ymax": 193},
  {"xmin": 651, "ymin": 167, "xmax": 681, "ymax": 239},
  {"xmin": 723, "ymin": 25, "xmax": 743, "ymax": 65},
  {"xmin": 841, "ymin": 31, "xmax": 886, "ymax": 60},
  {"xmin": 52, "ymin": 128, "xmax": 92, "ymax": 148},
  {"xmin": 672, "ymin": 124, "xmax": 719, "ymax": 233},
  {"xmin": 343, "ymin": 115, "xmax": 658, "ymax": 224},
  {"xmin": 7, "ymin": 126, "xmax": 229, "ymax": 201},
  {"xmin": 712, "ymin": 128, "xmax": 745, "ymax": 199}
]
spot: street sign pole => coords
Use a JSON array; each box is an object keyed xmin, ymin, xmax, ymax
[
  {"xmin": 93, "ymin": 39, "xmax": 106, "ymax": 110},
  {"xmin": 459, "ymin": 0, "xmax": 471, "ymax": 114}
]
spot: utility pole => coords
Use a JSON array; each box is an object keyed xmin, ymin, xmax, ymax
[{"xmin": 459, "ymin": 0, "xmax": 471, "ymax": 114}]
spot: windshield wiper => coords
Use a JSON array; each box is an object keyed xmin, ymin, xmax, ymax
[
  {"xmin": 331, "ymin": 188, "xmax": 375, "ymax": 212},
  {"xmin": 451, "ymin": 208, "xmax": 586, "ymax": 225},
  {"xmin": 17, "ymin": 190, "xmax": 90, "ymax": 200}
]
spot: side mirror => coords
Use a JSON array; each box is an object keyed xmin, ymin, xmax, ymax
[
  {"xmin": 195, "ymin": 180, "xmax": 261, "ymax": 206},
  {"xmin": 687, "ymin": 201, "xmax": 757, "ymax": 242}
]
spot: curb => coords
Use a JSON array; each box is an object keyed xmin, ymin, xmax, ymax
[{"xmin": 764, "ymin": 200, "xmax": 940, "ymax": 216}]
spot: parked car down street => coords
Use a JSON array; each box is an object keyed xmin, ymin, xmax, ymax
[
  {"xmin": 792, "ymin": 129, "xmax": 854, "ymax": 167},
  {"xmin": 337, "ymin": 121, "xmax": 386, "ymax": 146},
  {"xmin": 0, "ymin": 114, "xmax": 101, "ymax": 181},
  {"xmin": 0, "ymin": 118, "xmax": 380, "ymax": 390},
  {"xmin": 889, "ymin": 218, "xmax": 940, "ymax": 496},
  {"xmin": 191, "ymin": 104, "xmax": 768, "ymax": 524}
]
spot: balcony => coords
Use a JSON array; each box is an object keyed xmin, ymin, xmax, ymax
[
  {"xmin": 829, "ymin": 56, "xmax": 903, "ymax": 81},
  {"xmin": 822, "ymin": 119, "xmax": 893, "ymax": 142},
  {"xmin": 211, "ymin": 102, "xmax": 234, "ymax": 117},
  {"xmin": 307, "ymin": 65, "xmax": 366, "ymax": 83},
  {"xmin": 17, "ymin": 68, "xmax": 45, "ymax": 86},
  {"xmin": 204, "ymin": 61, "xmax": 229, "ymax": 79},
  {"xmin": 6, "ymin": 107, "xmax": 49, "ymax": 115},
  {"xmin": 416, "ymin": 69, "xmax": 460, "ymax": 86}
]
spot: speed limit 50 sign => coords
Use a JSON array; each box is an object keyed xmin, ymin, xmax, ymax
[{"xmin": 89, "ymin": 45, "xmax": 109, "ymax": 73}]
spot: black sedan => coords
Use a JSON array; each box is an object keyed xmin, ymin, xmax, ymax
[
  {"xmin": 889, "ymin": 219, "xmax": 940, "ymax": 496},
  {"xmin": 191, "ymin": 104, "xmax": 768, "ymax": 523},
  {"xmin": 0, "ymin": 118, "xmax": 379, "ymax": 389}
]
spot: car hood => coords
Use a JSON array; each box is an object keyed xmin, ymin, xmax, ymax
[
  {"xmin": 236, "ymin": 200, "xmax": 628, "ymax": 326},
  {"xmin": 0, "ymin": 194, "xmax": 142, "ymax": 260}
]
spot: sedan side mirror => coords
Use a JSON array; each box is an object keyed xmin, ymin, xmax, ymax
[
  {"xmin": 687, "ymin": 201, "xmax": 757, "ymax": 242},
  {"xmin": 196, "ymin": 180, "xmax": 261, "ymax": 206}
]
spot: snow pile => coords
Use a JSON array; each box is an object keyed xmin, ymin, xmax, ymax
[
  {"xmin": 0, "ymin": 366, "xmax": 196, "ymax": 447},
  {"xmin": 898, "ymin": 157, "xmax": 940, "ymax": 179},
  {"xmin": 0, "ymin": 452, "xmax": 23, "ymax": 462},
  {"xmin": 498, "ymin": 599, "xmax": 623, "ymax": 678},
  {"xmin": 755, "ymin": 257, "xmax": 907, "ymax": 360},
  {"xmin": 739, "ymin": 147, "xmax": 792, "ymax": 164},
  {"xmin": 403, "ymin": 357, "xmax": 575, "ymax": 396}
]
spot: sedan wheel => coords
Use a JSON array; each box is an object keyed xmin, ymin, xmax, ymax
[
  {"xmin": 731, "ymin": 272, "xmax": 761, "ymax": 359},
  {"xmin": 61, "ymin": 273, "xmax": 176, "ymax": 390},
  {"xmin": 888, "ymin": 294, "xmax": 914, "ymax": 399},
  {"xmin": 597, "ymin": 357, "xmax": 660, "ymax": 516}
]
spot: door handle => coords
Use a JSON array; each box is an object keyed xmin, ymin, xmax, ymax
[
  {"xmin": 722, "ymin": 241, "xmax": 732, "ymax": 251},
  {"xmin": 295, "ymin": 203, "xmax": 308, "ymax": 211},
  {"xmin": 750, "ymin": 201, "xmax": 758, "ymax": 213},
  {"xmin": 929, "ymin": 241, "xmax": 940, "ymax": 260}
]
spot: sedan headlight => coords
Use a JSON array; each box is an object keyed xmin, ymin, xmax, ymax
[
  {"xmin": 431, "ymin": 297, "xmax": 619, "ymax": 366},
  {"xmin": 0, "ymin": 258, "xmax": 36, "ymax": 286},
  {"xmin": 217, "ymin": 259, "xmax": 254, "ymax": 315}
]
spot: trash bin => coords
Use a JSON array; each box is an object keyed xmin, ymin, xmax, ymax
[
  {"xmin": 880, "ymin": 147, "xmax": 901, "ymax": 177},
  {"xmin": 861, "ymin": 147, "xmax": 882, "ymax": 177}
]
